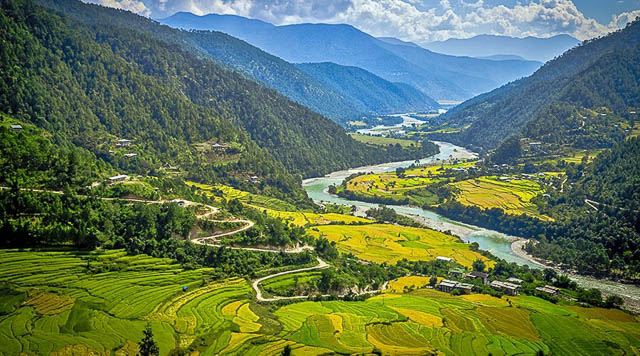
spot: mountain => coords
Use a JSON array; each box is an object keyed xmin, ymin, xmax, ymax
[
  {"xmin": 423, "ymin": 34, "xmax": 581, "ymax": 62},
  {"xmin": 159, "ymin": 12, "xmax": 542, "ymax": 101},
  {"xmin": 1, "ymin": 0, "xmax": 441, "ymax": 206},
  {"xmin": 296, "ymin": 62, "xmax": 439, "ymax": 115},
  {"xmin": 376, "ymin": 36, "xmax": 422, "ymax": 48},
  {"xmin": 436, "ymin": 20, "xmax": 640, "ymax": 152}
]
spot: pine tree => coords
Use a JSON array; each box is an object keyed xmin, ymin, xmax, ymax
[{"xmin": 138, "ymin": 324, "xmax": 159, "ymax": 356}]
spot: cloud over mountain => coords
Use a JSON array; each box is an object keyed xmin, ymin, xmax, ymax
[{"xmin": 85, "ymin": 0, "xmax": 640, "ymax": 42}]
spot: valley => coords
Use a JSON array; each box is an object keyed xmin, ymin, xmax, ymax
[{"xmin": 1, "ymin": 0, "xmax": 639, "ymax": 355}]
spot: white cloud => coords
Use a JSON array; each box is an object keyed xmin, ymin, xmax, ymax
[
  {"xmin": 87, "ymin": 0, "xmax": 152, "ymax": 17},
  {"xmin": 86, "ymin": 0, "xmax": 640, "ymax": 42}
]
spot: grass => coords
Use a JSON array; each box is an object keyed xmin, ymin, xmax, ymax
[
  {"xmin": 452, "ymin": 176, "xmax": 552, "ymax": 220},
  {"xmin": 348, "ymin": 133, "xmax": 418, "ymax": 148},
  {"xmin": 261, "ymin": 271, "xmax": 322, "ymax": 297},
  {"xmin": 1, "ymin": 250, "xmax": 639, "ymax": 355},
  {"xmin": 307, "ymin": 224, "xmax": 492, "ymax": 268}
]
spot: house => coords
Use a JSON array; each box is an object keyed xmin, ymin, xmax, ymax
[
  {"xmin": 489, "ymin": 280, "xmax": 520, "ymax": 296},
  {"xmin": 465, "ymin": 271, "xmax": 489, "ymax": 285},
  {"xmin": 436, "ymin": 256, "xmax": 452, "ymax": 263},
  {"xmin": 10, "ymin": 124, "xmax": 23, "ymax": 131},
  {"xmin": 457, "ymin": 283, "xmax": 475, "ymax": 295},
  {"xmin": 123, "ymin": 153, "xmax": 137, "ymax": 158},
  {"xmin": 108, "ymin": 174, "xmax": 128, "ymax": 182},
  {"xmin": 116, "ymin": 139, "xmax": 132, "ymax": 147},
  {"xmin": 211, "ymin": 143, "xmax": 225, "ymax": 149},
  {"xmin": 507, "ymin": 277, "xmax": 523, "ymax": 285},
  {"xmin": 449, "ymin": 267, "xmax": 464, "ymax": 278},
  {"xmin": 436, "ymin": 280, "xmax": 459, "ymax": 293},
  {"xmin": 536, "ymin": 285, "xmax": 559, "ymax": 297},
  {"xmin": 250, "ymin": 175, "xmax": 259, "ymax": 182}
]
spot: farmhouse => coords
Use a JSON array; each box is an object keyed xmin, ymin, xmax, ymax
[
  {"xmin": 457, "ymin": 283, "xmax": 474, "ymax": 295},
  {"xmin": 108, "ymin": 174, "xmax": 128, "ymax": 182},
  {"xmin": 123, "ymin": 153, "xmax": 137, "ymax": 158},
  {"xmin": 449, "ymin": 267, "xmax": 464, "ymax": 278},
  {"xmin": 536, "ymin": 285, "xmax": 560, "ymax": 297},
  {"xmin": 507, "ymin": 277, "xmax": 523, "ymax": 285},
  {"xmin": 211, "ymin": 143, "xmax": 226, "ymax": 149},
  {"xmin": 465, "ymin": 271, "xmax": 489, "ymax": 285},
  {"xmin": 10, "ymin": 124, "xmax": 23, "ymax": 131},
  {"xmin": 489, "ymin": 280, "xmax": 520, "ymax": 296},
  {"xmin": 436, "ymin": 279, "xmax": 459, "ymax": 293},
  {"xmin": 250, "ymin": 175, "xmax": 259, "ymax": 182},
  {"xmin": 436, "ymin": 256, "xmax": 452, "ymax": 263}
]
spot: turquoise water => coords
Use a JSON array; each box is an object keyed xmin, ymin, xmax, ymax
[{"xmin": 303, "ymin": 141, "xmax": 539, "ymax": 267}]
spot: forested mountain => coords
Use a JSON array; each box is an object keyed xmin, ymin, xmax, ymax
[
  {"xmin": 438, "ymin": 20, "xmax": 640, "ymax": 151},
  {"xmin": 159, "ymin": 12, "xmax": 541, "ymax": 100},
  {"xmin": 0, "ymin": 0, "xmax": 439, "ymax": 206},
  {"xmin": 529, "ymin": 138, "xmax": 640, "ymax": 277},
  {"xmin": 297, "ymin": 62, "xmax": 438, "ymax": 115},
  {"xmin": 423, "ymin": 34, "xmax": 579, "ymax": 62}
]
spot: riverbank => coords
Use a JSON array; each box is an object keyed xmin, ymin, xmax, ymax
[{"xmin": 511, "ymin": 238, "xmax": 640, "ymax": 313}]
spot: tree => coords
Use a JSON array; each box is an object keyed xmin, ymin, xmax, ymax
[
  {"xmin": 138, "ymin": 324, "xmax": 159, "ymax": 356},
  {"xmin": 282, "ymin": 344, "xmax": 292, "ymax": 356},
  {"xmin": 472, "ymin": 259, "xmax": 486, "ymax": 272},
  {"xmin": 604, "ymin": 295, "xmax": 624, "ymax": 309},
  {"xmin": 429, "ymin": 275, "xmax": 438, "ymax": 287}
]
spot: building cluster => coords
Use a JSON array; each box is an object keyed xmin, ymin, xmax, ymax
[
  {"xmin": 535, "ymin": 285, "xmax": 560, "ymax": 297},
  {"xmin": 436, "ymin": 267, "xmax": 527, "ymax": 296}
]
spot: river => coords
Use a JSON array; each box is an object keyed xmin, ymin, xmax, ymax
[{"xmin": 303, "ymin": 140, "xmax": 640, "ymax": 311}]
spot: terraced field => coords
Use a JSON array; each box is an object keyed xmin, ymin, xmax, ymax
[
  {"xmin": 260, "ymin": 271, "xmax": 322, "ymax": 297},
  {"xmin": 307, "ymin": 224, "xmax": 492, "ymax": 268},
  {"xmin": 348, "ymin": 133, "xmax": 418, "ymax": 148},
  {"xmin": 1, "ymin": 250, "xmax": 639, "ymax": 355},
  {"xmin": 260, "ymin": 207, "xmax": 373, "ymax": 227},
  {"xmin": 451, "ymin": 176, "xmax": 551, "ymax": 220},
  {"xmin": 187, "ymin": 181, "xmax": 297, "ymax": 211},
  {"xmin": 343, "ymin": 161, "xmax": 476, "ymax": 206}
]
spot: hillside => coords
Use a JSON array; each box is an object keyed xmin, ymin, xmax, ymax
[
  {"xmin": 159, "ymin": 12, "xmax": 541, "ymax": 101},
  {"xmin": 438, "ymin": 20, "xmax": 640, "ymax": 151},
  {"xmin": 423, "ymin": 34, "xmax": 580, "ymax": 62},
  {"xmin": 1, "ymin": 0, "xmax": 442, "ymax": 208},
  {"xmin": 297, "ymin": 62, "xmax": 438, "ymax": 115}
]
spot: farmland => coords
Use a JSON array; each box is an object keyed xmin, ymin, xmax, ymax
[
  {"xmin": 187, "ymin": 181, "xmax": 297, "ymax": 211},
  {"xmin": 451, "ymin": 176, "xmax": 551, "ymax": 220},
  {"xmin": 260, "ymin": 207, "xmax": 373, "ymax": 227},
  {"xmin": 348, "ymin": 133, "xmax": 419, "ymax": 148},
  {"xmin": 307, "ymin": 224, "xmax": 492, "ymax": 268},
  {"xmin": 1, "ymin": 250, "xmax": 639, "ymax": 355}
]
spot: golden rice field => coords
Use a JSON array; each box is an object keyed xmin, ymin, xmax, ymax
[
  {"xmin": 386, "ymin": 276, "xmax": 437, "ymax": 293},
  {"xmin": 186, "ymin": 181, "xmax": 297, "ymax": 211},
  {"xmin": 259, "ymin": 207, "xmax": 373, "ymax": 227},
  {"xmin": 344, "ymin": 161, "xmax": 477, "ymax": 206},
  {"xmin": 451, "ymin": 176, "xmax": 552, "ymax": 220},
  {"xmin": 1, "ymin": 250, "xmax": 639, "ymax": 355},
  {"xmin": 307, "ymin": 224, "xmax": 492, "ymax": 268}
]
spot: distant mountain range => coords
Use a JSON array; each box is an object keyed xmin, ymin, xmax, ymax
[
  {"xmin": 438, "ymin": 20, "xmax": 640, "ymax": 151},
  {"xmin": 423, "ymin": 34, "xmax": 580, "ymax": 63},
  {"xmin": 159, "ymin": 12, "xmax": 542, "ymax": 101}
]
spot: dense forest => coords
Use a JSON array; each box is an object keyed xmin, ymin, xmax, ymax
[
  {"xmin": 0, "ymin": 0, "xmax": 438, "ymax": 208},
  {"xmin": 528, "ymin": 138, "xmax": 640, "ymax": 278}
]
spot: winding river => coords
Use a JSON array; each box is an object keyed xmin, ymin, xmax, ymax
[{"xmin": 303, "ymin": 140, "xmax": 640, "ymax": 310}]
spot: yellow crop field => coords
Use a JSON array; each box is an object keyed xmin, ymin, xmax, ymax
[
  {"xmin": 186, "ymin": 181, "xmax": 296, "ymax": 211},
  {"xmin": 390, "ymin": 307, "xmax": 443, "ymax": 327},
  {"xmin": 307, "ymin": 224, "xmax": 492, "ymax": 268},
  {"xmin": 387, "ymin": 276, "xmax": 434, "ymax": 293},
  {"xmin": 259, "ymin": 207, "xmax": 372, "ymax": 227},
  {"xmin": 343, "ymin": 161, "xmax": 477, "ymax": 206},
  {"xmin": 451, "ymin": 176, "xmax": 552, "ymax": 220},
  {"xmin": 234, "ymin": 303, "xmax": 261, "ymax": 332},
  {"xmin": 22, "ymin": 290, "xmax": 75, "ymax": 315}
]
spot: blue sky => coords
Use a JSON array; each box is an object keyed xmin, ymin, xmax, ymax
[{"xmin": 87, "ymin": 0, "xmax": 640, "ymax": 43}]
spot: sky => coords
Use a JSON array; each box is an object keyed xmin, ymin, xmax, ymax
[{"xmin": 86, "ymin": 0, "xmax": 640, "ymax": 43}]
